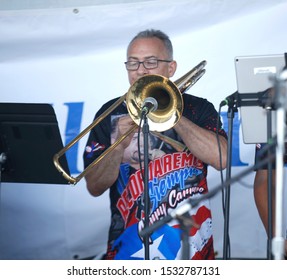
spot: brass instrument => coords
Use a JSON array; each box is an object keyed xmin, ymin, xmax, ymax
[{"xmin": 53, "ymin": 60, "xmax": 207, "ymax": 184}]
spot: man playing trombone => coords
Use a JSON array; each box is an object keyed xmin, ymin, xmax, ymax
[{"xmin": 83, "ymin": 29, "xmax": 228, "ymax": 260}]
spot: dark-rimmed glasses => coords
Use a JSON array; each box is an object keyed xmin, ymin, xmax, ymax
[{"xmin": 124, "ymin": 58, "xmax": 172, "ymax": 71}]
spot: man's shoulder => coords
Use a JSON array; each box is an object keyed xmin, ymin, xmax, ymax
[
  {"xmin": 182, "ymin": 93, "xmax": 210, "ymax": 106},
  {"xmin": 98, "ymin": 96, "xmax": 124, "ymax": 111},
  {"xmin": 102, "ymin": 96, "xmax": 122, "ymax": 106}
]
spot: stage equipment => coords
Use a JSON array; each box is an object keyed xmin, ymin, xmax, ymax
[
  {"xmin": 53, "ymin": 60, "xmax": 207, "ymax": 185},
  {"xmin": 0, "ymin": 103, "xmax": 70, "ymax": 185},
  {"xmin": 220, "ymin": 53, "xmax": 287, "ymax": 260},
  {"xmin": 272, "ymin": 67, "xmax": 287, "ymax": 260}
]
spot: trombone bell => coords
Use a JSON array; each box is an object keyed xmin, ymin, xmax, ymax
[{"xmin": 126, "ymin": 74, "xmax": 183, "ymax": 132}]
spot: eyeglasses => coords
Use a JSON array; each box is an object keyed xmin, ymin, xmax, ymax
[{"xmin": 124, "ymin": 58, "xmax": 172, "ymax": 71}]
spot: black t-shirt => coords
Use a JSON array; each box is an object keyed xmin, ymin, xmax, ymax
[{"xmin": 83, "ymin": 93, "xmax": 227, "ymax": 260}]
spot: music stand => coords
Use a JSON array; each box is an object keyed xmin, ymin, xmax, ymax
[{"xmin": 0, "ymin": 103, "xmax": 70, "ymax": 184}]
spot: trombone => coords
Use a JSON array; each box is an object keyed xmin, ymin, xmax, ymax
[{"xmin": 53, "ymin": 60, "xmax": 207, "ymax": 185}]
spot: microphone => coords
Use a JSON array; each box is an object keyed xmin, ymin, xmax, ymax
[
  {"xmin": 141, "ymin": 97, "xmax": 158, "ymax": 116},
  {"xmin": 220, "ymin": 91, "xmax": 238, "ymax": 107}
]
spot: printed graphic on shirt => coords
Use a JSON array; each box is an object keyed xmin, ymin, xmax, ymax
[
  {"xmin": 108, "ymin": 114, "xmax": 212, "ymax": 259},
  {"xmin": 85, "ymin": 141, "xmax": 105, "ymax": 158},
  {"xmin": 116, "ymin": 152, "xmax": 205, "ymax": 225},
  {"xmin": 113, "ymin": 223, "xmax": 182, "ymax": 260},
  {"xmin": 112, "ymin": 153, "xmax": 211, "ymax": 259}
]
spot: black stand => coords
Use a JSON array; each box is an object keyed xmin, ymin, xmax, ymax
[
  {"xmin": 0, "ymin": 103, "xmax": 70, "ymax": 185},
  {"xmin": 222, "ymin": 99, "xmax": 237, "ymax": 259},
  {"xmin": 246, "ymin": 89, "xmax": 279, "ymax": 260},
  {"xmin": 142, "ymin": 113, "xmax": 150, "ymax": 260},
  {"xmin": 221, "ymin": 90, "xmax": 275, "ymax": 259},
  {"xmin": 141, "ymin": 111, "xmax": 193, "ymax": 260}
]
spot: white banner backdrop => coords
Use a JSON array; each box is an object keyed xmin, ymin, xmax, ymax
[{"xmin": 0, "ymin": 0, "xmax": 286, "ymax": 259}]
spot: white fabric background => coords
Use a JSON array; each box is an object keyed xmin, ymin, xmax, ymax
[{"xmin": 0, "ymin": 0, "xmax": 286, "ymax": 259}]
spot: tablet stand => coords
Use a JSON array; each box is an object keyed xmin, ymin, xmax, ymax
[{"xmin": 239, "ymin": 90, "xmax": 275, "ymax": 260}]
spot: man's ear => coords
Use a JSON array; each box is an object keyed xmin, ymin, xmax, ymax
[{"xmin": 168, "ymin": 60, "xmax": 177, "ymax": 77}]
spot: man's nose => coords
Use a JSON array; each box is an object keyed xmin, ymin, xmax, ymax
[{"xmin": 137, "ymin": 62, "xmax": 149, "ymax": 74}]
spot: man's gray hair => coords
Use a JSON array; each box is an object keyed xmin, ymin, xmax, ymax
[{"xmin": 127, "ymin": 29, "xmax": 173, "ymax": 60}]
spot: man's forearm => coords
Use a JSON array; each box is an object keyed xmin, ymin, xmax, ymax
[
  {"xmin": 85, "ymin": 146, "xmax": 125, "ymax": 196},
  {"xmin": 174, "ymin": 116, "xmax": 227, "ymax": 170}
]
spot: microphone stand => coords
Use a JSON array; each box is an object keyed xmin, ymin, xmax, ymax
[
  {"xmin": 222, "ymin": 99, "xmax": 237, "ymax": 259},
  {"xmin": 142, "ymin": 112, "xmax": 150, "ymax": 260},
  {"xmin": 140, "ymin": 112, "xmax": 192, "ymax": 260},
  {"xmin": 140, "ymin": 103, "xmax": 193, "ymax": 260}
]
